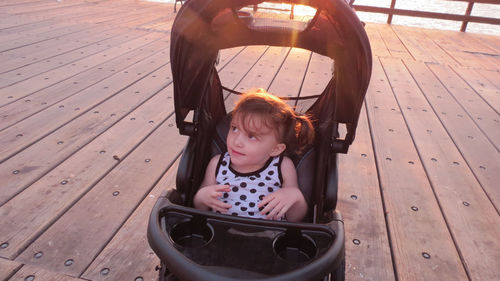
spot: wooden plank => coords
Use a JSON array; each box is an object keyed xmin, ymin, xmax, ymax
[
  {"xmin": 41, "ymin": 5, "xmax": 146, "ymax": 25},
  {"xmin": 268, "ymin": 47, "xmax": 311, "ymax": 101},
  {"xmin": 118, "ymin": 12, "xmax": 173, "ymax": 30},
  {"xmin": 0, "ymin": 35, "xmax": 168, "ymax": 163},
  {"xmin": 76, "ymin": 5, "xmax": 159, "ymax": 26},
  {"xmin": 0, "ymin": 17, "xmax": 84, "ymax": 39},
  {"xmin": 0, "ymin": 30, "xmax": 163, "ymax": 105},
  {"xmin": 427, "ymin": 63, "xmax": 500, "ymax": 149},
  {"xmin": 373, "ymin": 24, "xmax": 413, "ymax": 60},
  {"xmin": 87, "ymin": 5, "xmax": 170, "ymax": 27},
  {"xmin": 0, "ymin": 28, "xmax": 148, "ymax": 86},
  {"xmin": 1, "ymin": 26, "xmax": 137, "ymax": 60},
  {"xmin": 0, "ymin": 0, "xmax": 46, "ymax": 7},
  {"xmin": 218, "ymin": 45, "xmax": 269, "ymax": 88},
  {"xmin": 0, "ymin": 4, "xmax": 167, "ymax": 54},
  {"xmin": 6, "ymin": 3, "xmax": 121, "ymax": 25},
  {"xmin": 475, "ymin": 68, "xmax": 500, "ymax": 89},
  {"xmin": 138, "ymin": 20, "xmax": 174, "ymax": 33},
  {"xmin": 0, "ymin": 53, "xmax": 171, "ymax": 206},
  {"xmin": 386, "ymin": 58, "xmax": 500, "ymax": 281},
  {"xmin": 440, "ymin": 30, "xmax": 499, "ymax": 56},
  {"xmin": 338, "ymin": 105, "xmax": 396, "ymax": 281},
  {"xmin": 452, "ymin": 33, "xmax": 500, "ymax": 70},
  {"xmin": 0, "ymin": 258, "xmax": 22, "ymax": 280},
  {"xmin": 77, "ymin": 49, "xmax": 242, "ymax": 281},
  {"xmin": 0, "ymin": 1, "xmax": 160, "ymax": 31},
  {"xmin": 295, "ymin": 52, "xmax": 332, "ymax": 113},
  {"xmin": 216, "ymin": 47, "xmax": 246, "ymax": 70},
  {"xmin": 0, "ymin": 44, "xmax": 241, "ymax": 211},
  {"xmin": 1, "ymin": 3, "xmax": 123, "ymax": 27},
  {"xmin": 16, "ymin": 88, "xmax": 186, "ymax": 277},
  {"xmin": 6, "ymin": 0, "xmax": 102, "ymax": 15},
  {"xmin": 0, "ymin": 10, "xmax": 176, "ymax": 84},
  {"xmin": 0, "ymin": 22, "xmax": 85, "ymax": 48},
  {"xmin": 0, "ymin": 38, "xmax": 169, "ymax": 130},
  {"xmin": 450, "ymin": 65, "xmax": 500, "ymax": 113},
  {"xmin": 219, "ymin": 45, "xmax": 271, "ymax": 108},
  {"xmin": 7, "ymin": 265, "xmax": 85, "ymax": 281},
  {"xmin": 26, "ymin": 1, "xmax": 131, "ymax": 18},
  {"xmin": 391, "ymin": 25, "xmax": 459, "ymax": 65},
  {"xmin": 223, "ymin": 45, "xmax": 296, "ymax": 111},
  {"xmin": 469, "ymin": 33, "xmax": 500, "ymax": 54},
  {"xmin": 81, "ymin": 160, "xmax": 180, "ymax": 281},
  {"xmin": 403, "ymin": 61, "xmax": 500, "ymax": 208},
  {"xmin": 0, "ymin": 64, "xmax": 174, "ymax": 260},
  {"xmin": 0, "ymin": 13, "xmax": 51, "ymax": 30},
  {"xmin": 423, "ymin": 29, "xmax": 500, "ymax": 70},
  {"xmin": 1, "ymin": 0, "xmax": 84, "ymax": 13},
  {"xmin": 364, "ymin": 23, "xmax": 391, "ymax": 58},
  {"xmin": 390, "ymin": 25, "xmax": 436, "ymax": 63},
  {"xmin": 230, "ymin": 46, "xmax": 290, "ymax": 93},
  {"xmin": 366, "ymin": 57, "xmax": 468, "ymax": 281}
]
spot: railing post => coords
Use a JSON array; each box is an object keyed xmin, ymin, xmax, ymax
[
  {"xmin": 387, "ymin": 0, "xmax": 397, "ymax": 24},
  {"xmin": 461, "ymin": 1, "xmax": 475, "ymax": 32}
]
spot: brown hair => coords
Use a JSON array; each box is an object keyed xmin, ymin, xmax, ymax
[{"xmin": 232, "ymin": 90, "xmax": 315, "ymax": 155}]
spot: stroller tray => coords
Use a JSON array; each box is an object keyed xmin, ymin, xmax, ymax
[{"xmin": 150, "ymin": 197, "xmax": 340, "ymax": 278}]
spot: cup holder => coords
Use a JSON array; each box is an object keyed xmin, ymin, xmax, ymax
[
  {"xmin": 273, "ymin": 232, "xmax": 317, "ymax": 263},
  {"xmin": 170, "ymin": 217, "xmax": 214, "ymax": 248}
]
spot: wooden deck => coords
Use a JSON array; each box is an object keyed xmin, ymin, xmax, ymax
[{"xmin": 0, "ymin": 1, "xmax": 499, "ymax": 280}]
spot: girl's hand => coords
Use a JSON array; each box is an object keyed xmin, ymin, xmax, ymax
[
  {"xmin": 193, "ymin": 185, "xmax": 232, "ymax": 213},
  {"xmin": 258, "ymin": 187, "xmax": 304, "ymax": 220}
]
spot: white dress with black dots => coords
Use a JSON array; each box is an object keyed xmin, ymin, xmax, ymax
[{"xmin": 215, "ymin": 152, "xmax": 283, "ymax": 219}]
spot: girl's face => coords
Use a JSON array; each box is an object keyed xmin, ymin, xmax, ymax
[{"xmin": 226, "ymin": 114, "xmax": 285, "ymax": 173}]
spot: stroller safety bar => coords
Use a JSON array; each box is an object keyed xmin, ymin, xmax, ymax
[{"xmin": 148, "ymin": 192, "xmax": 345, "ymax": 281}]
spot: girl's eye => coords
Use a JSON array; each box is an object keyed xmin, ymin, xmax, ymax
[
  {"xmin": 248, "ymin": 134, "xmax": 257, "ymax": 140},
  {"xmin": 231, "ymin": 126, "xmax": 238, "ymax": 132}
]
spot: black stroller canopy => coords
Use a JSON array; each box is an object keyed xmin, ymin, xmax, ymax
[{"xmin": 171, "ymin": 0, "xmax": 371, "ymax": 150}]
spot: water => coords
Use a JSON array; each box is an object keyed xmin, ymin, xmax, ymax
[
  {"xmin": 150, "ymin": 0, "xmax": 500, "ymax": 36},
  {"xmin": 354, "ymin": 0, "xmax": 500, "ymax": 36}
]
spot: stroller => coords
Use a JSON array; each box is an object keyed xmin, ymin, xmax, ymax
[{"xmin": 147, "ymin": 0, "xmax": 372, "ymax": 280}]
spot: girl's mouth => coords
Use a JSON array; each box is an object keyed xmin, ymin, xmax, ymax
[{"xmin": 230, "ymin": 149, "xmax": 245, "ymax": 156}]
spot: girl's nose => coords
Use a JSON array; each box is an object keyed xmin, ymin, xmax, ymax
[{"xmin": 233, "ymin": 133, "xmax": 244, "ymax": 147}]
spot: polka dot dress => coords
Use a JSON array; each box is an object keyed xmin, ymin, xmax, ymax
[{"xmin": 215, "ymin": 152, "xmax": 283, "ymax": 219}]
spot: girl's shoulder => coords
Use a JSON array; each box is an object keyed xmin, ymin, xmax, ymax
[
  {"xmin": 207, "ymin": 154, "xmax": 222, "ymax": 170},
  {"xmin": 280, "ymin": 156, "xmax": 298, "ymax": 187},
  {"xmin": 281, "ymin": 155, "xmax": 294, "ymax": 168},
  {"xmin": 211, "ymin": 154, "xmax": 222, "ymax": 163}
]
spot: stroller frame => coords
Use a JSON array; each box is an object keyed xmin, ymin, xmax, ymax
[{"xmin": 148, "ymin": 0, "xmax": 372, "ymax": 280}]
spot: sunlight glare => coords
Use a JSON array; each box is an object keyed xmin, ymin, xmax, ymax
[{"xmin": 292, "ymin": 4, "xmax": 317, "ymax": 17}]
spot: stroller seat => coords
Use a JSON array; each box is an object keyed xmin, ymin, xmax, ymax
[{"xmin": 148, "ymin": 0, "xmax": 372, "ymax": 280}]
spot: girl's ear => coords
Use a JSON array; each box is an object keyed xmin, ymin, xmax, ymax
[{"xmin": 270, "ymin": 143, "xmax": 286, "ymax": 157}]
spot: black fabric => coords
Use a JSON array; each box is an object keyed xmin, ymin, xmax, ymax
[
  {"xmin": 171, "ymin": 0, "xmax": 371, "ymax": 211},
  {"xmin": 171, "ymin": 0, "xmax": 371, "ymax": 143}
]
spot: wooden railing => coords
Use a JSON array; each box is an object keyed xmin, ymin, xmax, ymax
[
  {"xmin": 352, "ymin": 0, "xmax": 500, "ymax": 32},
  {"xmin": 178, "ymin": 0, "xmax": 499, "ymax": 32}
]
